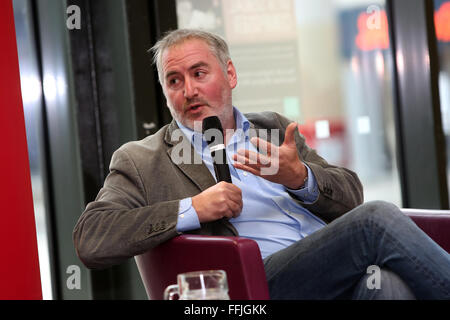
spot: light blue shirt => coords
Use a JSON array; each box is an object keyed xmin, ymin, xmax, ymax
[{"xmin": 175, "ymin": 108, "xmax": 326, "ymax": 259}]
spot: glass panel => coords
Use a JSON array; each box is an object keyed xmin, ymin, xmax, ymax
[
  {"xmin": 176, "ymin": 0, "xmax": 401, "ymax": 205},
  {"xmin": 434, "ymin": 0, "xmax": 450, "ymax": 201},
  {"xmin": 13, "ymin": 0, "xmax": 53, "ymax": 300}
]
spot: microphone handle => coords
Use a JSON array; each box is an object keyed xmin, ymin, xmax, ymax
[
  {"xmin": 212, "ymin": 149, "xmax": 232, "ymax": 183},
  {"xmin": 212, "ymin": 149, "xmax": 232, "ymax": 223}
]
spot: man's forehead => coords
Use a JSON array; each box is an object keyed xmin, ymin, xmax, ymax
[
  {"xmin": 163, "ymin": 39, "xmax": 213, "ymax": 61},
  {"xmin": 162, "ymin": 39, "xmax": 215, "ymax": 73}
]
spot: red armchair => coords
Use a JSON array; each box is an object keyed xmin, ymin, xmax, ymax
[
  {"xmin": 135, "ymin": 235, "xmax": 269, "ymax": 300},
  {"xmin": 135, "ymin": 209, "xmax": 450, "ymax": 300}
]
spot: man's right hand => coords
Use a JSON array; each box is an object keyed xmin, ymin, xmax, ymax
[{"xmin": 192, "ymin": 181, "xmax": 243, "ymax": 223}]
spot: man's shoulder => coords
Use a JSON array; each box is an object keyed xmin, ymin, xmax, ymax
[
  {"xmin": 115, "ymin": 123, "xmax": 170, "ymax": 159},
  {"xmin": 244, "ymin": 111, "xmax": 291, "ymax": 129}
]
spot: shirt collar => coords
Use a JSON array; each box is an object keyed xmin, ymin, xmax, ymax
[{"xmin": 175, "ymin": 106, "xmax": 250, "ymax": 153}]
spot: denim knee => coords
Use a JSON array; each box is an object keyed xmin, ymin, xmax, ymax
[
  {"xmin": 352, "ymin": 267, "xmax": 416, "ymax": 300},
  {"xmin": 352, "ymin": 200, "xmax": 405, "ymax": 226}
]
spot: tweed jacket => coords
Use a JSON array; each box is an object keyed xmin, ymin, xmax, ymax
[{"xmin": 73, "ymin": 112, "xmax": 363, "ymax": 269}]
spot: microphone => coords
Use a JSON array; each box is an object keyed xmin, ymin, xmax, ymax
[{"xmin": 202, "ymin": 116, "xmax": 232, "ymax": 183}]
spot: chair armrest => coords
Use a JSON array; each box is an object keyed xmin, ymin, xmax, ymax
[
  {"xmin": 401, "ymin": 208, "xmax": 450, "ymax": 253},
  {"xmin": 135, "ymin": 235, "xmax": 270, "ymax": 300}
]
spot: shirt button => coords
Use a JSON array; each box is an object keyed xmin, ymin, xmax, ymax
[
  {"xmin": 180, "ymin": 214, "xmax": 185, "ymax": 219},
  {"xmin": 243, "ymin": 172, "xmax": 248, "ymax": 177}
]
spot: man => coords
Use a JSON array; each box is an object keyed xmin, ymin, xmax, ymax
[{"xmin": 73, "ymin": 29, "xmax": 450, "ymax": 299}]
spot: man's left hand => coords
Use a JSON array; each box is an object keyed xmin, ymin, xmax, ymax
[{"xmin": 232, "ymin": 122, "xmax": 307, "ymax": 189}]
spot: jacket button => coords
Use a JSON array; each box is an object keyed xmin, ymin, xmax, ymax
[{"xmin": 147, "ymin": 224, "xmax": 153, "ymax": 234}]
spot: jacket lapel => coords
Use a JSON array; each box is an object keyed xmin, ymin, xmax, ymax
[{"xmin": 164, "ymin": 120, "xmax": 216, "ymax": 192}]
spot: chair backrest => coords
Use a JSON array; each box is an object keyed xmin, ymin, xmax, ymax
[
  {"xmin": 135, "ymin": 235, "xmax": 270, "ymax": 300},
  {"xmin": 402, "ymin": 208, "xmax": 450, "ymax": 253}
]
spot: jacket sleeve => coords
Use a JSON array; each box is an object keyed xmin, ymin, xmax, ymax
[
  {"xmin": 73, "ymin": 148, "xmax": 180, "ymax": 270},
  {"xmin": 275, "ymin": 113, "xmax": 364, "ymax": 223}
]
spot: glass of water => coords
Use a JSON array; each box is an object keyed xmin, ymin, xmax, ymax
[{"xmin": 164, "ymin": 270, "xmax": 230, "ymax": 300}]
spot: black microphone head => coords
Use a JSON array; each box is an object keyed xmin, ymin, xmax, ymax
[{"xmin": 202, "ymin": 116, "xmax": 223, "ymax": 133}]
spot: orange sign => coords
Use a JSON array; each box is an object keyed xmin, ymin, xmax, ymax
[
  {"xmin": 355, "ymin": 10, "xmax": 390, "ymax": 51},
  {"xmin": 435, "ymin": 2, "xmax": 450, "ymax": 42}
]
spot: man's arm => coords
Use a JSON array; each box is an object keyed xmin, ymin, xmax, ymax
[
  {"xmin": 73, "ymin": 148, "xmax": 180, "ymax": 269},
  {"xmin": 277, "ymin": 113, "xmax": 364, "ymax": 222},
  {"xmin": 285, "ymin": 118, "xmax": 364, "ymax": 222},
  {"xmin": 296, "ymin": 142, "xmax": 364, "ymax": 222},
  {"xmin": 73, "ymin": 147, "xmax": 243, "ymax": 270},
  {"xmin": 235, "ymin": 112, "xmax": 364, "ymax": 223}
]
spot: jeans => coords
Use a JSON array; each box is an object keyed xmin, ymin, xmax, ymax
[{"xmin": 263, "ymin": 201, "xmax": 450, "ymax": 299}]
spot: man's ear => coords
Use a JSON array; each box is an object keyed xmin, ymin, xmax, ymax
[
  {"xmin": 226, "ymin": 60, "xmax": 237, "ymax": 89},
  {"xmin": 161, "ymin": 86, "xmax": 170, "ymax": 108}
]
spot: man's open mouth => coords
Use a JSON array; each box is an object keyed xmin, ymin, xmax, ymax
[{"xmin": 188, "ymin": 104, "xmax": 203, "ymax": 111}]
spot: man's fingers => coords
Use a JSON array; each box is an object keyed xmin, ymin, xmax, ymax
[
  {"xmin": 228, "ymin": 200, "xmax": 242, "ymax": 217},
  {"xmin": 235, "ymin": 149, "xmax": 271, "ymax": 166},
  {"xmin": 220, "ymin": 194, "xmax": 242, "ymax": 219},
  {"xmin": 217, "ymin": 182, "xmax": 242, "ymax": 204},
  {"xmin": 236, "ymin": 149, "xmax": 259, "ymax": 164},
  {"xmin": 227, "ymin": 188, "xmax": 243, "ymax": 207},
  {"xmin": 194, "ymin": 182, "xmax": 244, "ymax": 223},
  {"xmin": 250, "ymin": 137, "xmax": 276, "ymax": 156},
  {"xmin": 283, "ymin": 122, "xmax": 298, "ymax": 147},
  {"xmin": 232, "ymin": 161, "xmax": 263, "ymax": 178}
]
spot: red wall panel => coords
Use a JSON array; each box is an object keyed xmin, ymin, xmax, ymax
[{"xmin": 0, "ymin": 0, "xmax": 43, "ymax": 300}]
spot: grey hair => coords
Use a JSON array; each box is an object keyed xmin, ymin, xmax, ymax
[{"xmin": 149, "ymin": 29, "xmax": 231, "ymax": 84}]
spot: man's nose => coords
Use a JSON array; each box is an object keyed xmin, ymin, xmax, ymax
[{"xmin": 183, "ymin": 77, "xmax": 198, "ymax": 98}]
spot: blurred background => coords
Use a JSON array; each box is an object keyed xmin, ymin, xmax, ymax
[{"xmin": 11, "ymin": 0, "xmax": 450, "ymax": 299}]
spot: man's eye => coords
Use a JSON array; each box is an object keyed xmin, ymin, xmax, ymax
[
  {"xmin": 168, "ymin": 78, "xmax": 180, "ymax": 86},
  {"xmin": 195, "ymin": 71, "xmax": 205, "ymax": 78}
]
